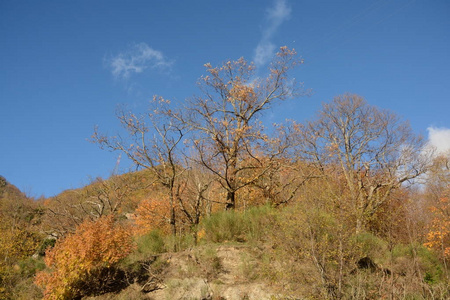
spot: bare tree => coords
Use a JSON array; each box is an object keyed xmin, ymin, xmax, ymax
[
  {"xmin": 296, "ymin": 94, "xmax": 429, "ymax": 233},
  {"xmin": 93, "ymin": 97, "xmax": 187, "ymax": 235},
  {"xmin": 93, "ymin": 97, "xmax": 217, "ymax": 237},
  {"xmin": 176, "ymin": 47, "xmax": 304, "ymax": 209},
  {"xmin": 77, "ymin": 175, "xmax": 138, "ymax": 219},
  {"xmin": 42, "ymin": 174, "xmax": 142, "ymax": 236}
]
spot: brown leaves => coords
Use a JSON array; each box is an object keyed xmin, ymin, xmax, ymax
[
  {"xmin": 229, "ymin": 83, "xmax": 257, "ymax": 105},
  {"xmin": 277, "ymin": 46, "xmax": 297, "ymax": 57}
]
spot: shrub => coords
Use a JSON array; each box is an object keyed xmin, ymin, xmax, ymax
[
  {"xmin": 353, "ymin": 232, "xmax": 388, "ymax": 259},
  {"xmin": 392, "ymin": 243, "xmax": 443, "ymax": 282},
  {"xmin": 136, "ymin": 229, "xmax": 166, "ymax": 254},
  {"xmin": 35, "ymin": 215, "xmax": 135, "ymax": 300},
  {"xmin": 200, "ymin": 205, "xmax": 275, "ymax": 243}
]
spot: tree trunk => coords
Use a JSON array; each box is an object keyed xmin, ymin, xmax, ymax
[
  {"xmin": 170, "ymin": 205, "xmax": 176, "ymax": 236},
  {"xmin": 226, "ymin": 191, "xmax": 235, "ymax": 210}
]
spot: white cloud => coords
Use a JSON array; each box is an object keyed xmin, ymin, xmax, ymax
[
  {"xmin": 254, "ymin": 42, "xmax": 276, "ymax": 67},
  {"xmin": 253, "ymin": 0, "xmax": 291, "ymax": 67},
  {"xmin": 427, "ymin": 126, "xmax": 450, "ymax": 156},
  {"xmin": 265, "ymin": 0, "xmax": 292, "ymax": 37},
  {"xmin": 106, "ymin": 43, "xmax": 173, "ymax": 79}
]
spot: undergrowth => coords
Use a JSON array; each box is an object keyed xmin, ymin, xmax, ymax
[{"xmin": 13, "ymin": 205, "xmax": 449, "ymax": 299}]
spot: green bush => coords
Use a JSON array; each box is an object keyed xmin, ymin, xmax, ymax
[
  {"xmin": 392, "ymin": 243, "xmax": 443, "ymax": 283},
  {"xmin": 353, "ymin": 232, "xmax": 388, "ymax": 259},
  {"xmin": 200, "ymin": 205, "xmax": 275, "ymax": 243},
  {"xmin": 18, "ymin": 257, "xmax": 45, "ymax": 277},
  {"xmin": 136, "ymin": 230, "xmax": 166, "ymax": 254},
  {"xmin": 201, "ymin": 210, "xmax": 245, "ymax": 242}
]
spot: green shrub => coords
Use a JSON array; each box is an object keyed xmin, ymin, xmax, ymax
[
  {"xmin": 136, "ymin": 230, "xmax": 165, "ymax": 254},
  {"xmin": 201, "ymin": 210, "xmax": 244, "ymax": 242},
  {"xmin": 242, "ymin": 205, "xmax": 276, "ymax": 241},
  {"xmin": 18, "ymin": 257, "xmax": 45, "ymax": 277},
  {"xmin": 392, "ymin": 243, "xmax": 443, "ymax": 283},
  {"xmin": 200, "ymin": 205, "xmax": 275, "ymax": 243},
  {"xmin": 353, "ymin": 232, "xmax": 388, "ymax": 259}
]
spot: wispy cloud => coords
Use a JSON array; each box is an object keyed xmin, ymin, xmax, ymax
[
  {"xmin": 253, "ymin": 0, "xmax": 291, "ymax": 67},
  {"xmin": 427, "ymin": 126, "xmax": 450, "ymax": 156},
  {"xmin": 106, "ymin": 43, "xmax": 173, "ymax": 79}
]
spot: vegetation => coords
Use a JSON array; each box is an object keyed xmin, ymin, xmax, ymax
[
  {"xmin": 35, "ymin": 215, "xmax": 134, "ymax": 300},
  {"xmin": 0, "ymin": 48, "xmax": 448, "ymax": 299}
]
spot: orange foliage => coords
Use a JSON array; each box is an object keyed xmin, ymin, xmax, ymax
[
  {"xmin": 35, "ymin": 215, "xmax": 134, "ymax": 300},
  {"xmin": 133, "ymin": 197, "xmax": 172, "ymax": 235},
  {"xmin": 424, "ymin": 192, "xmax": 450, "ymax": 259}
]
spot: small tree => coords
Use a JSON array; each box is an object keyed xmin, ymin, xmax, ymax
[
  {"xmin": 94, "ymin": 97, "xmax": 218, "ymax": 238},
  {"xmin": 93, "ymin": 97, "xmax": 188, "ymax": 235}
]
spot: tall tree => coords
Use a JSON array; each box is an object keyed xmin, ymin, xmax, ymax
[
  {"xmin": 296, "ymin": 94, "xmax": 429, "ymax": 233},
  {"xmin": 94, "ymin": 47, "xmax": 303, "ymax": 218},
  {"xmin": 177, "ymin": 46, "xmax": 303, "ymax": 209}
]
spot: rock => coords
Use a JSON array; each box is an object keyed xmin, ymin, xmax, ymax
[{"xmin": 356, "ymin": 256, "xmax": 377, "ymax": 271}]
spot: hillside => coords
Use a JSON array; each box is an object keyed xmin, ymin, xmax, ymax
[
  {"xmin": 0, "ymin": 175, "xmax": 28, "ymax": 202},
  {"xmin": 1, "ymin": 93, "xmax": 449, "ymax": 299},
  {"xmin": 0, "ymin": 164, "xmax": 449, "ymax": 299},
  {"xmin": 76, "ymin": 205, "xmax": 450, "ymax": 300}
]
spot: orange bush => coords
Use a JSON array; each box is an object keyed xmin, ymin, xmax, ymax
[
  {"xmin": 35, "ymin": 215, "xmax": 134, "ymax": 300},
  {"xmin": 133, "ymin": 197, "xmax": 172, "ymax": 235}
]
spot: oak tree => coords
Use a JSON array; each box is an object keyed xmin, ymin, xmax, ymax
[
  {"xmin": 295, "ymin": 94, "xmax": 429, "ymax": 233},
  {"xmin": 177, "ymin": 47, "xmax": 303, "ymax": 209}
]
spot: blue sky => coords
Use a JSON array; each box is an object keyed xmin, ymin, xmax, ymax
[{"xmin": 1, "ymin": 0, "xmax": 449, "ymax": 197}]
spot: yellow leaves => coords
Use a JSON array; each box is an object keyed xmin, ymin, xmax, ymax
[
  {"xmin": 424, "ymin": 191, "xmax": 450, "ymax": 259},
  {"xmin": 0, "ymin": 226, "xmax": 39, "ymax": 264},
  {"xmin": 197, "ymin": 228, "xmax": 206, "ymax": 241}
]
